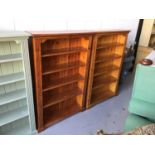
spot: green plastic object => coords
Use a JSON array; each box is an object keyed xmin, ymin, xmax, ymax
[
  {"xmin": 124, "ymin": 114, "xmax": 153, "ymax": 132},
  {"xmin": 129, "ymin": 64, "xmax": 155, "ymax": 120}
]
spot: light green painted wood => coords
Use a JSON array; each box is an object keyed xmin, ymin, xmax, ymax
[
  {"xmin": 0, "ymin": 54, "xmax": 22, "ymax": 63},
  {"xmin": 0, "ymin": 99, "xmax": 27, "ymax": 114},
  {"xmin": 0, "ymin": 117, "xmax": 30, "ymax": 135},
  {"xmin": 0, "ymin": 31, "xmax": 37, "ymax": 135},
  {"xmin": 0, "ymin": 31, "xmax": 30, "ymax": 38},
  {"xmin": 0, "ymin": 88, "xmax": 26, "ymax": 106},
  {"xmin": 0, "ymin": 72, "xmax": 25, "ymax": 86},
  {"xmin": 0, "ymin": 106, "xmax": 28, "ymax": 126},
  {"xmin": 6, "ymin": 122, "xmax": 30, "ymax": 135}
]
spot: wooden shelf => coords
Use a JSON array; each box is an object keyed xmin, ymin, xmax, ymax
[
  {"xmin": 0, "ymin": 72, "xmax": 25, "ymax": 86},
  {"xmin": 44, "ymin": 103, "xmax": 81, "ymax": 128},
  {"xmin": 94, "ymin": 65, "xmax": 119, "ymax": 77},
  {"xmin": 0, "ymin": 106, "xmax": 28, "ymax": 126},
  {"xmin": 43, "ymin": 61, "xmax": 86, "ymax": 75},
  {"xmin": 92, "ymin": 76, "xmax": 117, "ymax": 90},
  {"xmin": 43, "ymin": 88, "xmax": 83, "ymax": 108},
  {"xmin": 0, "ymin": 89, "xmax": 26, "ymax": 106},
  {"xmin": 95, "ymin": 54, "xmax": 121, "ymax": 64},
  {"xmin": 43, "ymin": 74, "xmax": 84, "ymax": 92},
  {"xmin": 97, "ymin": 43, "xmax": 124, "ymax": 50},
  {"xmin": 0, "ymin": 53, "xmax": 22, "ymax": 63},
  {"xmin": 42, "ymin": 47, "xmax": 88, "ymax": 57},
  {"xmin": 91, "ymin": 90, "xmax": 115, "ymax": 105}
]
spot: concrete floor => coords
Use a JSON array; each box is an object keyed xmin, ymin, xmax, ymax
[{"xmin": 41, "ymin": 73, "xmax": 134, "ymax": 135}]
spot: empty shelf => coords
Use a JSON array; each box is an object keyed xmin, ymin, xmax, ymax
[
  {"xmin": 91, "ymin": 90, "xmax": 115, "ymax": 105},
  {"xmin": 44, "ymin": 88, "xmax": 83, "ymax": 108},
  {"xmin": 93, "ymin": 76, "xmax": 117, "ymax": 90},
  {"xmin": 0, "ymin": 89, "xmax": 26, "ymax": 106},
  {"xmin": 0, "ymin": 106, "xmax": 28, "ymax": 126},
  {"xmin": 97, "ymin": 43, "xmax": 124, "ymax": 49},
  {"xmin": 0, "ymin": 72, "xmax": 25, "ymax": 86},
  {"xmin": 42, "ymin": 47, "xmax": 88, "ymax": 57},
  {"xmin": 43, "ymin": 61, "xmax": 86, "ymax": 75},
  {"xmin": 94, "ymin": 65, "xmax": 119, "ymax": 77},
  {"xmin": 4, "ymin": 123, "xmax": 30, "ymax": 135},
  {"xmin": 44, "ymin": 103, "xmax": 81, "ymax": 128},
  {"xmin": 0, "ymin": 53, "xmax": 22, "ymax": 63},
  {"xmin": 95, "ymin": 54, "xmax": 121, "ymax": 64},
  {"xmin": 43, "ymin": 74, "xmax": 85, "ymax": 92}
]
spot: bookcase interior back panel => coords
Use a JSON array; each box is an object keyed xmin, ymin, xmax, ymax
[
  {"xmin": 0, "ymin": 32, "xmax": 36, "ymax": 135},
  {"xmin": 87, "ymin": 33, "xmax": 128, "ymax": 107}
]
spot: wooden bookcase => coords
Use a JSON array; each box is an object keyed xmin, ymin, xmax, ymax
[
  {"xmin": 86, "ymin": 32, "xmax": 129, "ymax": 108},
  {"xmin": 30, "ymin": 32, "xmax": 92, "ymax": 131},
  {"xmin": 0, "ymin": 32, "xmax": 36, "ymax": 135},
  {"xmin": 29, "ymin": 31, "xmax": 129, "ymax": 132}
]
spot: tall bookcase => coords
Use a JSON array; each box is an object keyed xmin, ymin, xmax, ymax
[
  {"xmin": 30, "ymin": 31, "xmax": 129, "ymax": 132},
  {"xmin": 30, "ymin": 32, "xmax": 92, "ymax": 131},
  {"xmin": 86, "ymin": 32, "xmax": 128, "ymax": 108},
  {"xmin": 0, "ymin": 32, "xmax": 36, "ymax": 135}
]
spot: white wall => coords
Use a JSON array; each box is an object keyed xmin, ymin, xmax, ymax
[{"xmin": 0, "ymin": 0, "xmax": 139, "ymax": 47}]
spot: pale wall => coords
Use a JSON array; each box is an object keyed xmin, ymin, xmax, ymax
[
  {"xmin": 0, "ymin": 1, "xmax": 139, "ymax": 47},
  {"xmin": 139, "ymin": 19, "xmax": 154, "ymax": 47}
]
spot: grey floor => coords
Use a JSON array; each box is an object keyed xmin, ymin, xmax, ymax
[{"xmin": 41, "ymin": 73, "xmax": 134, "ymax": 135}]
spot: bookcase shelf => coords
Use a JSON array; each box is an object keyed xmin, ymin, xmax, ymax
[
  {"xmin": 6, "ymin": 123, "xmax": 30, "ymax": 135},
  {"xmin": 92, "ymin": 76, "xmax": 117, "ymax": 90},
  {"xmin": 43, "ymin": 87, "xmax": 83, "ymax": 108},
  {"xmin": 0, "ymin": 32, "xmax": 36, "ymax": 135},
  {"xmin": 94, "ymin": 65, "xmax": 119, "ymax": 77},
  {"xmin": 95, "ymin": 54, "xmax": 122, "ymax": 64},
  {"xmin": 42, "ymin": 47, "xmax": 88, "ymax": 57},
  {"xmin": 0, "ymin": 72, "xmax": 25, "ymax": 86},
  {"xmin": 97, "ymin": 43, "xmax": 124, "ymax": 49},
  {"xmin": 0, "ymin": 89, "xmax": 26, "ymax": 106},
  {"xmin": 0, "ymin": 117, "xmax": 30, "ymax": 135},
  {"xmin": 42, "ymin": 61, "xmax": 86, "ymax": 75},
  {"xmin": 44, "ymin": 101, "xmax": 81, "ymax": 128},
  {"xmin": 0, "ymin": 106, "xmax": 28, "ymax": 126},
  {"xmin": 91, "ymin": 90, "xmax": 115, "ymax": 105},
  {"xmin": 0, "ymin": 53, "xmax": 22, "ymax": 63},
  {"xmin": 43, "ymin": 74, "xmax": 84, "ymax": 91}
]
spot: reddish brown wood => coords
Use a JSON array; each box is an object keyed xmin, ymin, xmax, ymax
[
  {"xmin": 31, "ymin": 38, "xmax": 44, "ymax": 132},
  {"xmin": 29, "ymin": 30, "xmax": 129, "ymax": 132},
  {"xmin": 86, "ymin": 32, "xmax": 129, "ymax": 108}
]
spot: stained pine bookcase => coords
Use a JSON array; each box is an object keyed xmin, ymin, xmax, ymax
[
  {"xmin": 86, "ymin": 32, "xmax": 129, "ymax": 108},
  {"xmin": 30, "ymin": 31, "xmax": 129, "ymax": 132},
  {"xmin": 30, "ymin": 32, "xmax": 92, "ymax": 131},
  {"xmin": 0, "ymin": 32, "xmax": 36, "ymax": 135}
]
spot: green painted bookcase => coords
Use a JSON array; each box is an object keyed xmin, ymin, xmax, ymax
[{"xmin": 0, "ymin": 32, "xmax": 36, "ymax": 135}]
